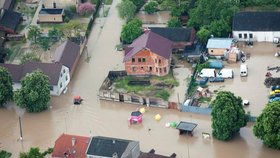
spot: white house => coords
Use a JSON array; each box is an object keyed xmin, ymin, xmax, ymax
[
  {"xmin": 232, "ymin": 12, "xmax": 280, "ymax": 42},
  {"xmin": 0, "ymin": 62, "xmax": 70, "ymax": 96}
]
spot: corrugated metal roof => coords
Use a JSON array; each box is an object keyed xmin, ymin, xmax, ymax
[{"xmin": 206, "ymin": 38, "xmax": 234, "ymax": 49}]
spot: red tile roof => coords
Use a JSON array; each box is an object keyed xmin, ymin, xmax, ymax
[
  {"xmin": 52, "ymin": 134, "xmax": 90, "ymax": 158},
  {"xmin": 124, "ymin": 31, "xmax": 172, "ymax": 62}
]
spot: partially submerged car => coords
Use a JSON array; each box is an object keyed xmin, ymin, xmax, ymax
[{"xmin": 209, "ymin": 77, "xmax": 224, "ymax": 82}]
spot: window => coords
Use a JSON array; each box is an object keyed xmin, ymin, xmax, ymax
[
  {"xmin": 60, "ymin": 73, "xmax": 62, "ymax": 77},
  {"xmin": 156, "ymin": 67, "xmax": 158, "ymax": 72},
  {"xmin": 155, "ymin": 59, "xmax": 157, "ymax": 63},
  {"xmin": 132, "ymin": 67, "xmax": 136, "ymax": 72},
  {"xmin": 63, "ymin": 69, "xmax": 65, "ymax": 73},
  {"xmin": 159, "ymin": 59, "xmax": 161, "ymax": 64},
  {"xmin": 142, "ymin": 58, "xmax": 146, "ymax": 62},
  {"xmin": 149, "ymin": 67, "xmax": 152, "ymax": 72},
  {"xmin": 238, "ymin": 33, "xmax": 242, "ymax": 38},
  {"xmin": 141, "ymin": 66, "xmax": 144, "ymax": 70},
  {"xmin": 49, "ymin": 86, "xmax": 53, "ymax": 91},
  {"xmin": 132, "ymin": 58, "xmax": 135, "ymax": 62},
  {"xmin": 65, "ymin": 75, "xmax": 68, "ymax": 81},
  {"xmin": 138, "ymin": 58, "xmax": 141, "ymax": 62},
  {"xmin": 249, "ymin": 33, "xmax": 253, "ymax": 39},
  {"xmin": 164, "ymin": 67, "xmax": 167, "ymax": 73},
  {"xmin": 211, "ymin": 50, "xmax": 213, "ymax": 53},
  {"xmin": 60, "ymin": 83, "xmax": 62, "ymax": 88},
  {"xmin": 159, "ymin": 68, "xmax": 162, "ymax": 73},
  {"xmin": 244, "ymin": 33, "xmax": 247, "ymax": 39}
]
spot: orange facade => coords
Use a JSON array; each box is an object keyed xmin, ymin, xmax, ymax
[{"xmin": 125, "ymin": 49, "xmax": 170, "ymax": 76}]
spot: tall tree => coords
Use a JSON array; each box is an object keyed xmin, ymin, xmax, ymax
[
  {"xmin": 48, "ymin": 27, "xmax": 62, "ymax": 42},
  {"xmin": 0, "ymin": 67, "xmax": 13, "ymax": 107},
  {"xmin": 129, "ymin": 0, "xmax": 145, "ymax": 11},
  {"xmin": 209, "ymin": 19, "xmax": 231, "ymax": 37},
  {"xmin": 144, "ymin": 1, "xmax": 158, "ymax": 14},
  {"xmin": 38, "ymin": 37, "xmax": 51, "ymax": 51},
  {"xmin": 61, "ymin": 21, "xmax": 84, "ymax": 38},
  {"xmin": 211, "ymin": 91, "xmax": 248, "ymax": 141},
  {"xmin": 120, "ymin": 18, "xmax": 142, "ymax": 44},
  {"xmin": 117, "ymin": 0, "xmax": 137, "ymax": 22},
  {"xmin": 253, "ymin": 101, "xmax": 280, "ymax": 150},
  {"xmin": 167, "ymin": 17, "xmax": 181, "ymax": 27},
  {"xmin": 14, "ymin": 70, "xmax": 50, "ymax": 112},
  {"xmin": 0, "ymin": 150, "xmax": 12, "ymax": 158},
  {"xmin": 27, "ymin": 26, "xmax": 42, "ymax": 43},
  {"xmin": 197, "ymin": 26, "xmax": 211, "ymax": 44},
  {"xmin": 20, "ymin": 53, "xmax": 41, "ymax": 64}
]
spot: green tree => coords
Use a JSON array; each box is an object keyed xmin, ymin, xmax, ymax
[
  {"xmin": 167, "ymin": 17, "xmax": 181, "ymax": 27},
  {"xmin": 19, "ymin": 148, "xmax": 43, "ymax": 158},
  {"xmin": 211, "ymin": 91, "xmax": 248, "ymax": 141},
  {"xmin": 0, "ymin": 47, "xmax": 13, "ymax": 63},
  {"xmin": 38, "ymin": 37, "xmax": 51, "ymax": 51},
  {"xmin": 129, "ymin": 0, "xmax": 145, "ymax": 11},
  {"xmin": 0, "ymin": 150, "xmax": 12, "ymax": 158},
  {"xmin": 117, "ymin": 0, "xmax": 137, "ymax": 22},
  {"xmin": 14, "ymin": 70, "xmax": 50, "ymax": 112},
  {"xmin": 61, "ymin": 20, "xmax": 84, "ymax": 38},
  {"xmin": 20, "ymin": 53, "xmax": 41, "ymax": 64},
  {"xmin": 209, "ymin": 19, "xmax": 231, "ymax": 37},
  {"xmin": 255, "ymin": 0, "xmax": 279, "ymax": 6},
  {"xmin": 48, "ymin": 27, "xmax": 62, "ymax": 42},
  {"xmin": 27, "ymin": 25, "xmax": 42, "ymax": 43},
  {"xmin": 0, "ymin": 67, "xmax": 13, "ymax": 107},
  {"xmin": 121, "ymin": 18, "xmax": 142, "ymax": 44},
  {"xmin": 253, "ymin": 101, "xmax": 280, "ymax": 149},
  {"xmin": 144, "ymin": 1, "xmax": 158, "ymax": 14},
  {"xmin": 197, "ymin": 26, "xmax": 211, "ymax": 44}
]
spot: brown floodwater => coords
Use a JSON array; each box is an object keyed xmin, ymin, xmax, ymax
[
  {"xmin": 0, "ymin": 1, "xmax": 280, "ymax": 157},
  {"xmin": 136, "ymin": 11, "xmax": 170, "ymax": 24}
]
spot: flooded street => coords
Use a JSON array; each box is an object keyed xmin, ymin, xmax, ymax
[{"xmin": 0, "ymin": 1, "xmax": 280, "ymax": 158}]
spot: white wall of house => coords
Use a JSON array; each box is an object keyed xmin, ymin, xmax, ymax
[
  {"xmin": 233, "ymin": 31, "xmax": 280, "ymax": 42},
  {"xmin": 54, "ymin": 65, "xmax": 70, "ymax": 96}
]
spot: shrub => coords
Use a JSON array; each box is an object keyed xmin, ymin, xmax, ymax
[{"xmin": 77, "ymin": 2, "xmax": 95, "ymax": 15}]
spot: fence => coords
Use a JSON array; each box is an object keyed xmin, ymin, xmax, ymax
[{"xmin": 85, "ymin": 0, "xmax": 103, "ymax": 37}]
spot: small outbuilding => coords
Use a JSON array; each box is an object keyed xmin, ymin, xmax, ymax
[
  {"xmin": 176, "ymin": 121, "xmax": 197, "ymax": 136},
  {"xmin": 206, "ymin": 38, "xmax": 235, "ymax": 56}
]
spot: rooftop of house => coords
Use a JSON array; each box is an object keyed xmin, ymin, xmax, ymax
[
  {"xmin": 124, "ymin": 31, "xmax": 172, "ymax": 62},
  {"xmin": 206, "ymin": 38, "xmax": 234, "ymax": 49},
  {"xmin": 0, "ymin": 0, "xmax": 13, "ymax": 10},
  {"xmin": 52, "ymin": 134, "xmax": 90, "ymax": 158},
  {"xmin": 233, "ymin": 12, "xmax": 280, "ymax": 31},
  {"xmin": 184, "ymin": 43, "xmax": 204, "ymax": 57},
  {"xmin": 52, "ymin": 41, "xmax": 80, "ymax": 71},
  {"xmin": 86, "ymin": 136, "xmax": 137, "ymax": 157},
  {"xmin": 149, "ymin": 27, "xmax": 194, "ymax": 42},
  {"xmin": 0, "ymin": 9, "xmax": 21, "ymax": 32},
  {"xmin": 39, "ymin": 8, "xmax": 64, "ymax": 15},
  {"xmin": 0, "ymin": 62, "xmax": 63, "ymax": 85}
]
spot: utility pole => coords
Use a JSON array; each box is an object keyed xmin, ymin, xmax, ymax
[{"xmin": 19, "ymin": 116, "xmax": 23, "ymax": 141}]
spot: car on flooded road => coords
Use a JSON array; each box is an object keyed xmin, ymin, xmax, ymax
[{"xmin": 209, "ymin": 77, "xmax": 224, "ymax": 82}]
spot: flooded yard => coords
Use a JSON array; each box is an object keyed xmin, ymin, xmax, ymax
[
  {"xmin": 0, "ymin": 1, "xmax": 280, "ymax": 158},
  {"xmin": 208, "ymin": 42, "xmax": 280, "ymax": 116},
  {"xmin": 136, "ymin": 11, "xmax": 170, "ymax": 25}
]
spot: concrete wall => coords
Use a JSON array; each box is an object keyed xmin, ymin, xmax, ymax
[
  {"xmin": 125, "ymin": 49, "xmax": 170, "ymax": 76},
  {"xmin": 38, "ymin": 14, "xmax": 63, "ymax": 23},
  {"xmin": 208, "ymin": 48, "xmax": 226, "ymax": 56},
  {"xmin": 233, "ymin": 31, "xmax": 280, "ymax": 42}
]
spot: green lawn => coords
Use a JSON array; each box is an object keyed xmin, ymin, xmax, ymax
[{"xmin": 114, "ymin": 73, "xmax": 178, "ymax": 101}]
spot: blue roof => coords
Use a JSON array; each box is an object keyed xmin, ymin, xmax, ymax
[
  {"xmin": 206, "ymin": 38, "xmax": 234, "ymax": 49},
  {"xmin": 39, "ymin": 8, "xmax": 64, "ymax": 15}
]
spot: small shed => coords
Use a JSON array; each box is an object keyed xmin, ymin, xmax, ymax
[{"xmin": 176, "ymin": 121, "xmax": 197, "ymax": 136}]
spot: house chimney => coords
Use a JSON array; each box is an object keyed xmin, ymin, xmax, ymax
[
  {"xmin": 144, "ymin": 27, "xmax": 150, "ymax": 34},
  {"xmin": 53, "ymin": 2, "xmax": 56, "ymax": 8},
  {"xmin": 72, "ymin": 137, "xmax": 76, "ymax": 146},
  {"xmin": 112, "ymin": 152, "xmax": 118, "ymax": 158},
  {"xmin": 112, "ymin": 140, "xmax": 115, "ymax": 144}
]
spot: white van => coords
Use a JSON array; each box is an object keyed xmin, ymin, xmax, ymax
[
  {"xmin": 217, "ymin": 69, "xmax": 234, "ymax": 78},
  {"xmin": 198, "ymin": 68, "xmax": 216, "ymax": 78},
  {"xmin": 240, "ymin": 64, "xmax": 248, "ymax": 77}
]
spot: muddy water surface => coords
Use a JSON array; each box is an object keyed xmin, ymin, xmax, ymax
[{"xmin": 0, "ymin": 1, "xmax": 280, "ymax": 158}]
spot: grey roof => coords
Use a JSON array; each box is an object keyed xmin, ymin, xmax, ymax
[
  {"xmin": 0, "ymin": 0, "xmax": 14, "ymax": 10},
  {"xmin": 124, "ymin": 31, "xmax": 172, "ymax": 62},
  {"xmin": 206, "ymin": 38, "xmax": 234, "ymax": 49},
  {"xmin": 52, "ymin": 41, "xmax": 80, "ymax": 71},
  {"xmin": 149, "ymin": 27, "xmax": 194, "ymax": 42},
  {"xmin": 0, "ymin": 9, "xmax": 21, "ymax": 32},
  {"xmin": 176, "ymin": 121, "xmax": 197, "ymax": 132},
  {"xmin": 233, "ymin": 12, "xmax": 280, "ymax": 31},
  {"xmin": 39, "ymin": 8, "xmax": 64, "ymax": 15},
  {"xmin": 0, "ymin": 62, "xmax": 63, "ymax": 85},
  {"xmin": 86, "ymin": 136, "xmax": 135, "ymax": 157}
]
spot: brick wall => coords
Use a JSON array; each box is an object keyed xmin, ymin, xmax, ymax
[{"xmin": 125, "ymin": 49, "xmax": 170, "ymax": 76}]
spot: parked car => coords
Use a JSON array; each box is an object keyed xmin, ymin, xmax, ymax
[
  {"xmin": 217, "ymin": 69, "xmax": 234, "ymax": 79},
  {"xmin": 197, "ymin": 77, "xmax": 208, "ymax": 85},
  {"xmin": 198, "ymin": 68, "xmax": 216, "ymax": 78},
  {"xmin": 209, "ymin": 77, "xmax": 224, "ymax": 82}
]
